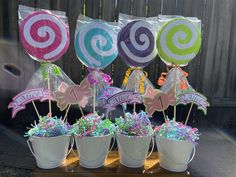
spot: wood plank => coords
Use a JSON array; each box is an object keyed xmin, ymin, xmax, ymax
[
  {"xmin": 0, "ymin": 1, "xmax": 3, "ymax": 37},
  {"xmin": 17, "ymin": 0, "xmax": 39, "ymax": 90},
  {"xmin": 209, "ymin": 0, "xmax": 234, "ymax": 98},
  {"xmin": 175, "ymin": 0, "xmax": 206, "ymax": 89},
  {"xmin": 162, "ymin": 0, "xmax": 177, "ymax": 15},
  {"xmin": 50, "ymin": 0, "xmax": 67, "ymax": 11},
  {"xmin": 67, "ymin": 0, "xmax": 84, "ymax": 84},
  {"xmin": 114, "ymin": 0, "xmax": 132, "ymax": 87},
  {"xmin": 33, "ymin": 151, "xmax": 191, "ymax": 177},
  {"xmin": 156, "ymin": 0, "xmax": 177, "ymax": 83},
  {"xmin": 147, "ymin": 0, "xmax": 162, "ymax": 17},
  {"xmin": 145, "ymin": 0, "xmax": 162, "ymax": 86},
  {"xmin": 49, "ymin": 0, "xmax": 68, "ymax": 70},
  {"xmin": 4, "ymin": 0, "xmax": 18, "ymax": 40},
  {"xmin": 18, "ymin": 0, "xmax": 36, "ymax": 7},
  {"xmin": 198, "ymin": 0, "xmax": 217, "ymax": 96},
  {"xmin": 101, "ymin": 0, "xmax": 116, "ymax": 21},
  {"xmin": 132, "ymin": 0, "xmax": 147, "ymax": 17},
  {"xmin": 34, "ymin": 0, "xmax": 51, "ymax": 9},
  {"xmin": 226, "ymin": 0, "xmax": 236, "ymax": 97},
  {"xmin": 85, "ymin": 0, "xmax": 100, "ymax": 19},
  {"xmin": 117, "ymin": 0, "xmax": 132, "ymax": 15},
  {"xmin": 101, "ymin": 0, "xmax": 116, "ymax": 78}
]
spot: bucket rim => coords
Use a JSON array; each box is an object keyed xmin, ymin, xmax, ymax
[
  {"xmin": 155, "ymin": 134, "xmax": 195, "ymax": 145},
  {"xmin": 74, "ymin": 132, "xmax": 114, "ymax": 139},
  {"xmin": 115, "ymin": 132, "xmax": 154, "ymax": 138},
  {"xmin": 29, "ymin": 134, "xmax": 71, "ymax": 140}
]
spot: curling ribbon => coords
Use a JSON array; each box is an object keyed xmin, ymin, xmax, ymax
[
  {"xmin": 157, "ymin": 72, "xmax": 167, "ymax": 86},
  {"xmin": 123, "ymin": 67, "xmax": 148, "ymax": 94},
  {"xmin": 157, "ymin": 64, "xmax": 189, "ymax": 90},
  {"xmin": 140, "ymin": 71, "xmax": 148, "ymax": 95}
]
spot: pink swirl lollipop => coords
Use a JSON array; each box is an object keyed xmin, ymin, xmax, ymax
[{"xmin": 19, "ymin": 11, "xmax": 70, "ymax": 62}]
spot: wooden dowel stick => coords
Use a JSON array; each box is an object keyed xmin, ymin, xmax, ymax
[
  {"xmin": 173, "ymin": 67, "xmax": 177, "ymax": 121},
  {"xmin": 47, "ymin": 72, "xmax": 52, "ymax": 117},
  {"xmin": 78, "ymin": 104, "xmax": 84, "ymax": 117},
  {"xmin": 185, "ymin": 103, "xmax": 194, "ymax": 125},
  {"xmin": 93, "ymin": 84, "xmax": 96, "ymax": 115},
  {"xmin": 162, "ymin": 110, "xmax": 167, "ymax": 122},
  {"xmin": 32, "ymin": 101, "xmax": 40, "ymax": 118},
  {"xmin": 63, "ymin": 104, "xmax": 71, "ymax": 122}
]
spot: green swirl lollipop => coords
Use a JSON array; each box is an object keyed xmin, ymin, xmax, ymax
[{"xmin": 157, "ymin": 18, "xmax": 201, "ymax": 66}]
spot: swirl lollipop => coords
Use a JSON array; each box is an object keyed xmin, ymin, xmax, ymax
[
  {"xmin": 74, "ymin": 21, "xmax": 118, "ymax": 69},
  {"xmin": 19, "ymin": 11, "xmax": 70, "ymax": 62},
  {"xmin": 117, "ymin": 20, "xmax": 157, "ymax": 67},
  {"xmin": 157, "ymin": 18, "xmax": 201, "ymax": 66}
]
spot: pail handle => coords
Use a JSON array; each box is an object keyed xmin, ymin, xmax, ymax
[
  {"xmin": 27, "ymin": 135, "xmax": 74, "ymax": 163},
  {"xmin": 67, "ymin": 136, "xmax": 74, "ymax": 156},
  {"xmin": 146, "ymin": 137, "xmax": 154, "ymax": 159},
  {"xmin": 109, "ymin": 135, "xmax": 116, "ymax": 152},
  {"xmin": 187, "ymin": 145, "xmax": 195, "ymax": 164},
  {"xmin": 158, "ymin": 143, "xmax": 196, "ymax": 165}
]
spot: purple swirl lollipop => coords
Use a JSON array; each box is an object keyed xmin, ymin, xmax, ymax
[{"xmin": 117, "ymin": 20, "xmax": 157, "ymax": 67}]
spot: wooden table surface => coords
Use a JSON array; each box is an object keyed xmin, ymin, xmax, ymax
[{"xmin": 33, "ymin": 151, "xmax": 191, "ymax": 177}]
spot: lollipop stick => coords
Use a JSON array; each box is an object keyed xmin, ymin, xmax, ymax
[
  {"xmin": 78, "ymin": 104, "xmax": 84, "ymax": 117},
  {"xmin": 133, "ymin": 103, "xmax": 136, "ymax": 113},
  {"xmin": 173, "ymin": 66, "xmax": 177, "ymax": 121},
  {"xmin": 32, "ymin": 101, "xmax": 40, "ymax": 118},
  {"xmin": 185, "ymin": 103, "xmax": 194, "ymax": 125},
  {"xmin": 63, "ymin": 104, "xmax": 71, "ymax": 122},
  {"xmin": 162, "ymin": 110, "xmax": 167, "ymax": 122},
  {"xmin": 47, "ymin": 72, "xmax": 52, "ymax": 117},
  {"xmin": 133, "ymin": 73, "xmax": 137, "ymax": 113},
  {"xmin": 93, "ymin": 84, "xmax": 96, "ymax": 115}
]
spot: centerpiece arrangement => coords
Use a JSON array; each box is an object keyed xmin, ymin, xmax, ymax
[
  {"xmin": 8, "ymin": 5, "xmax": 74, "ymax": 169},
  {"xmin": 7, "ymin": 5, "xmax": 209, "ymax": 172},
  {"xmin": 143, "ymin": 16, "xmax": 209, "ymax": 172}
]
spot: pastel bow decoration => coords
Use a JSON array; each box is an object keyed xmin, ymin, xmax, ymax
[{"xmin": 87, "ymin": 68, "xmax": 113, "ymax": 86}]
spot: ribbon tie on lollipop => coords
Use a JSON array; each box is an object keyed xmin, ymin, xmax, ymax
[
  {"xmin": 122, "ymin": 67, "xmax": 148, "ymax": 95},
  {"xmin": 87, "ymin": 68, "xmax": 113, "ymax": 86}
]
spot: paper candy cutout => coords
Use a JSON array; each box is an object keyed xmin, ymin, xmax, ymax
[
  {"xmin": 98, "ymin": 87, "xmax": 122, "ymax": 100},
  {"xmin": 19, "ymin": 11, "xmax": 70, "ymax": 62},
  {"xmin": 104, "ymin": 91, "xmax": 142, "ymax": 116},
  {"xmin": 157, "ymin": 18, "xmax": 201, "ymax": 66},
  {"xmin": 8, "ymin": 88, "xmax": 53, "ymax": 118},
  {"xmin": 54, "ymin": 79, "xmax": 92, "ymax": 111},
  {"xmin": 177, "ymin": 91, "xmax": 209, "ymax": 115},
  {"xmin": 143, "ymin": 86, "xmax": 176, "ymax": 116},
  {"xmin": 98, "ymin": 87, "xmax": 122, "ymax": 107}
]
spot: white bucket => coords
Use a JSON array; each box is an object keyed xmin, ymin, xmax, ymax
[
  {"xmin": 116, "ymin": 133, "xmax": 154, "ymax": 168},
  {"xmin": 74, "ymin": 133, "xmax": 114, "ymax": 168},
  {"xmin": 155, "ymin": 135, "xmax": 195, "ymax": 172},
  {"xmin": 27, "ymin": 135, "xmax": 73, "ymax": 169}
]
